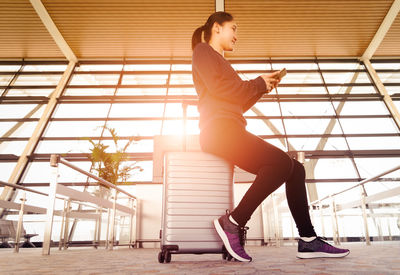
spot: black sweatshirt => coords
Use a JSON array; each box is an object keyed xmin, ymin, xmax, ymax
[{"xmin": 192, "ymin": 42, "xmax": 267, "ymax": 130}]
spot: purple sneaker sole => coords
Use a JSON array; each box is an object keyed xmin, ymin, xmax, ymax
[{"xmin": 213, "ymin": 218, "xmax": 252, "ymax": 262}]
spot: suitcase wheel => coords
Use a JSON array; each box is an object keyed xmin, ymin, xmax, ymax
[
  {"xmin": 158, "ymin": 250, "xmax": 172, "ymax": 263},
  {"xmin": 165, "ymin": 251, "xmax": 172, "ymax": 263},
  {"xmin": 158, "ymin": 251, "xmax": 165, "ymax": 263}
]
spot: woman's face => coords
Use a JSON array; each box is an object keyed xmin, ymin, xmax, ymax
[{"xmin": 217, "ymin": 21, "xmax": 238, "ymax": 52}]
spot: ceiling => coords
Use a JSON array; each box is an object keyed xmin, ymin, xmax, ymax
[{"xmin": 0, "ymin": 0, "xmax": 399, "ymax": 60}]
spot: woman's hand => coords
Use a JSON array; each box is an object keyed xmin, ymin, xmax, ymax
[{"xmin": 260, "ymin": 71, "xmax": 281, "ymax": 93}]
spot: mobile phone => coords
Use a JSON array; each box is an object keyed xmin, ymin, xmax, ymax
[{"xmin": 277, "ymin": 68, "xmax": 287, "ymax": 79}]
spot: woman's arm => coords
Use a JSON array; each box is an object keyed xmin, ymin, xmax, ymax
[
  {"xmin": 192, "ymin": 44, "xmax": 266, "ymax": 105},
  {"xmin": 242, "ymin": 71, "xmax": 281, "ymax": 113}
]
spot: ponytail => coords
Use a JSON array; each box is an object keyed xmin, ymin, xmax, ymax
[
  {"xmin": 191, "ymin": 11, "xmax": 234, "ymax": 51},
  {"xmin": 191, "ymin": 25, "xmax": 205, "ymax": 51}
]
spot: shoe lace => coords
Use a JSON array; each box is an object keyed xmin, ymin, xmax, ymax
[
  {"xmin": 239, "ymin": 226, "xmax": 249, "ymax": 247},
  {"xmin": 225, "ymin": 209, "xmax": 249, "ymax": 247}
]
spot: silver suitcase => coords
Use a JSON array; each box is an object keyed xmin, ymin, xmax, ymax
[{"xmin": 158, "ymin": 151, "xmax": 234, "ymax": 263}]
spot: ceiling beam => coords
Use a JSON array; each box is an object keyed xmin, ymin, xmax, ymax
[
  {"xmin": 361, "ymin": 0, "xmax": 400, "ymax": 61},
  {"xmin": 216, "ymin": 0, "xmax": 224, "ymax": 12},
  {"xmin": 29, "ymin": 0, "xmax": 78, "ymax": 63}
]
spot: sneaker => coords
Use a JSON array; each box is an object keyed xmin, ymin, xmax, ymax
[
  {"xmin": 297, "ymin": 236, "xmax": 350, "ymax": 259},
  {"xmin": 213, "ymin": 210, "xmax": 252, "ymax": 262}
]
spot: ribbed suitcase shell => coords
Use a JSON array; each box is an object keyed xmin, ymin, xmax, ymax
[{"xmin": 160, "ymin": 151, "xmax": 234, "ymax": 254}]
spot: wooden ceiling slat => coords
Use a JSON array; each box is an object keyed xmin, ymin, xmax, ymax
[{"xmin": 0, "ymin": 0, "xmax": 398, "ymax": 59}]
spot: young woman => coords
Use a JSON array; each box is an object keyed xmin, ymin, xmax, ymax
[{"xmin": 191, "ymin": 11, "xmax": 350, "ymax": 262}]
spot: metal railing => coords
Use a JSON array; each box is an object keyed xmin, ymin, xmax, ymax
[
  {"xmin": 0, "ymin": 180, "xmax": 102, "ymax": 252},
  {"xmin": 261, "ymin": 164, "xmax": 400, "ymax": 246},
  {"xmin": 42, "ymin": 154, "xmax": 138, "ymax": 255},
  {"xmin": 308, "ymin": 164, "xmax": 400, "ymax": 245}
]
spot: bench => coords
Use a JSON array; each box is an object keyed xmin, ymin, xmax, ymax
[{"xmin": 0, "ymin": 220, "xmax": 38, "ymax": 248}]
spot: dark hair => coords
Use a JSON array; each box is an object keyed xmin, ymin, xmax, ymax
[{"xmin": 191, "ymin": 11, "xmax": 234, "ymax": 51}]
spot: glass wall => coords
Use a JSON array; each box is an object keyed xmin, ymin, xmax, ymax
[{"xmin": 1, "ymin": 59, "xmax": 399, "ymax": 240}]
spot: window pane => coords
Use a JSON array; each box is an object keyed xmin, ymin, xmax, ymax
[
  {"xmin": 0, "ymin": 141, "xmax": 28, "ymax": 155},
  {"xmin": 247, "ymin": 119, "xmax": 285, "ymax": 135},
  {"xmin": 167, "ymin": 87, "xmax": 196, "ymax": 95},
  {"xmin": 386, "ymin": 85, "xmax": 400, "ymax": 95},
  {"xmin": 354, "ymin": 157, "xmax": 400, "ymax": 178},
  {"xmin": 69, "ymin": 74, "xmax": 119, "ymax": 85},
  {"xmin": 0, "ymin": 163, "xmax": 16, "ymax": 181},
  {"xmin": 277, "ymin": 86, "xmax": 327, "ymax": 94},
  {"xmin": 314, "ymin": 158, "xmax": 358, "ymax": 179},
  {"xmin": 5, "ymin": 88, "xmax": 54, "ymax": 96},
  {"xmin": 117, "ymin": 88, "xmax": 166, "ymax": 95},
  {"xmin": 109, "ymin": 103, "xmax": 164, "ymax": 118},
  {"xmin": 347, "ymin": 136, "xmax": 400, "ymax": 150},
  {"xmin": 75, "ymin": 64, "xmax": 123, "ymax": 71},
  {"xmin": 0, "ymin": 74, "xmax": 13, "ymax": 85},
  {"xmin": 14, "ymin": 75, "xmax": 62, "ymax": 85},
  {"xmin": 339, "ymin": 118, "xmax": 399, "ymax": 134},
  {"xmin": 327, "ymin": 85, "xmax": 377, "ymax": 94},
  {"xmin": 281, "ymin": 102, "xmax": 335, "ymax": 116},
  {"xmin": 271, "ymin": 62, "xmax": 318, "ymax": 70},
  {"xmin": 43, "ymin": 121, "xmax": 105, "ymax": 137},
  {"xmin": 23, "ymin": 161, "xmax": 92, "ymax": 183},
  {"xmin": 371, "ymin": 62, "xmax": 400, "ymax": 70},
  {"xmin": 0, "ymin": 65, "xmax": 21, "ymax": 72},
  {"xmin": 35, "ymin": 138, "xmax": 153, "ymax": 154},
  {"xmin": 0, "ymin": 122, "xmax": 38, "ymax": 137},
  {"xmin": 263, "ymin": 138, "xmax": 287, "ymax": 151},
  {"xmin": 316, "ymin": 181, "xmax": 359, "ymax": 202},
  {"xmin": 22, "ymin": 65, "xmax": 67, "ymax": 72},
  {"xmin": 169, "ymin": 74, "xmax": 193, "ymax": 85},
  {"xmin": 322, "ymin": 72, "xmax": 371, "ymax": 84},
  {"xmin": 171, "ymin": 64, "xmax": 192, "ymax": 71},
  {"xmin": 288, "ymin": 137, "xmax": 348, "ymax": 151},
  {"xmin": 53, "ymin": 103, "xmax": 111, "ymax": 118},
  {"xmin": 126, "ymin": 161, "xmax": 152, "ymax": 181},
  {"xmin": 231, "ymin": 63, "xmax": 270, "ymax": 70},
  {"xmin": 333, "ymin": 101, "xmax": 389, "ymax": 115},
  {"xmin": 121, "ymin": 74, "xmax": 168, "ymax": 85},
  {"xmin": 284, "ymin": 118, "xmax": 343, "ymax": 135},
  {"xmin": 124, "ymin": 64, "xmax": 170, "ymax": 71},
  {"xmin": 247, "ymin": 102, "xmax": 282, "ymax": 116},
  {"xmin": 318, "ymin": 62, "xmax": 361, "ymax": 70},
  {"xmin": 279, "ymin": 72, "xmax": 322, "ymax": 84},
  {"xmin": 376, "ymin": 72, "xmax": 400, "ymax": 83},
  {"xmin": 64, "ymin": 88, "xmax": 115, "ymax": 96},
  {"xmin": 0, "ymin": 104, "xmax": 45, "ymax": 118},
  {"xmin": 106, "ymin": 120, "xmax": 161, "ymax": 136}
]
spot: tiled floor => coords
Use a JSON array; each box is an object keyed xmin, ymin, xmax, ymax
[{"xmin": 0, "ymin": 241, "xmax": 399, "ymax": 274}]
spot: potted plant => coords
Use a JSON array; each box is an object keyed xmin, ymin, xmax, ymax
[{"xmin": 84, "ymin": 125, "xmax": 143, "ymax": 199}]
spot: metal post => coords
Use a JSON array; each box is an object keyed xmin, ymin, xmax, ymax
[
  {"xmin": 14, "ymin": 192, "xmax": 26, "ymax": 253},
  {"xmin": 272, "ymin": 194, "xmax": 281, "ymax": 247},
  {"xmin": 387, "ymin": 218, "xmax": 392, "ymax": 241},
  {"xmin": 330, "ymin": 197, "xmax": 340, "ymax": 245},
  {"xmin": 93, "ymin": 206, "xmax": 101, "ymax": 249},
  {"xmin": 320, "ymin": 203, "xmax": 326, "ymax": 237},
  {"xmin": 105, "ymin": 207, "xmax": 110, "ymax": 249},
  {"xmin": 129, "ymin": 198, "xmax": 134, "ymax": 248},
  {"xmin": 109, "ymin": 188, "xmax": 117, "ymax": 250},
  {"xmin": 59, "ymin": 199, "xmax": 67, "ymax": 250},
  {"xmin": 377, "ymin": 218, "xmax": 384, "ymax": 241},
  {"xmin": 360, "ymin": 186, "xmax": 371, "ymax": 245},
  {"xmin": 43, "ymin": 154, "xmax": 60, "ymax": 255},
  {"xmin": 63, "ymin": 199, "xmax": 71, "ymax": 250}
]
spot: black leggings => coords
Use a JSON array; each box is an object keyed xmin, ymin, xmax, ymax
[{"xmin": 199, "ymin": 118, "xmax": 316, "ymax": 237}]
